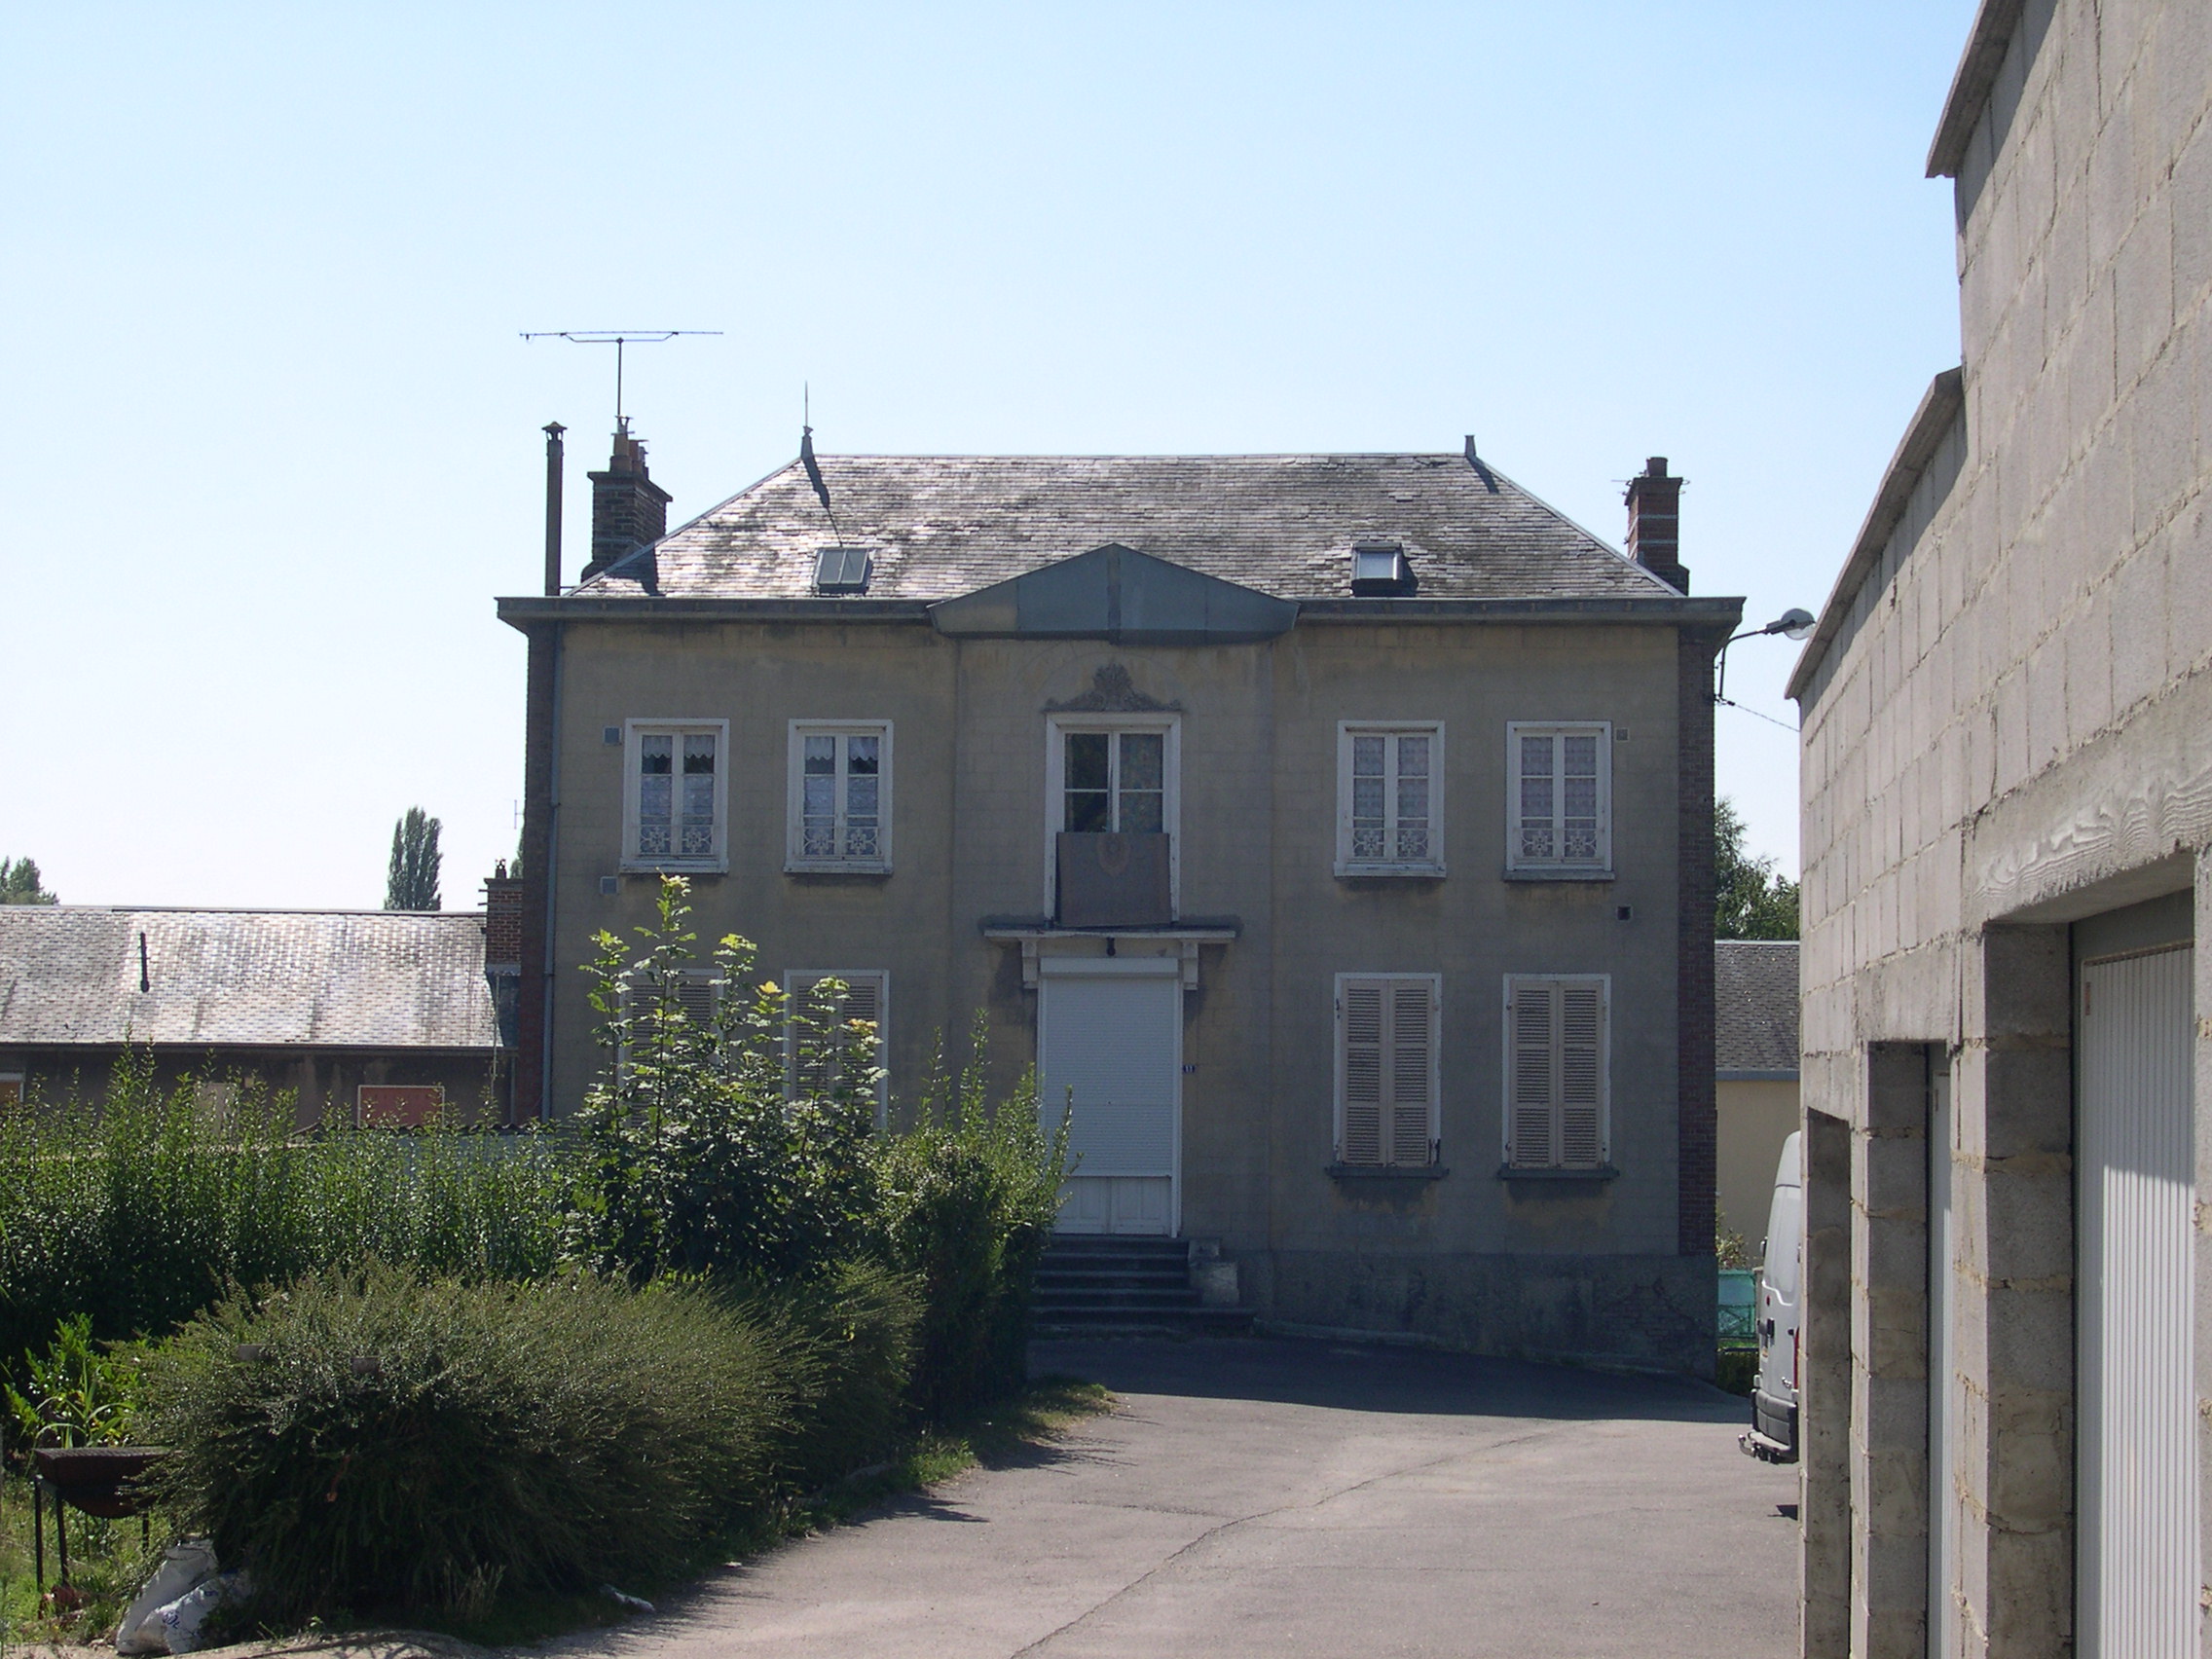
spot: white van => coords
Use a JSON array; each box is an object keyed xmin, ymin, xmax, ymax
[{"xmin": 1740, "ymin": 1129, "xmax": 1800, "ymax": 1463}]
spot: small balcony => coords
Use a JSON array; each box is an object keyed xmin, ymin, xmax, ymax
[{"xmin": 1055, "ymin": 831, "xmax": 1171, "ymax": 928}]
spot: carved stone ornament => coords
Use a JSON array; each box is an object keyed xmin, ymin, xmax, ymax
[{"xmin": 1044, "ymin": 661, "xmax": 1180, "ymax": 713}]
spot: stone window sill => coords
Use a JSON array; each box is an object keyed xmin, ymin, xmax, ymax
[
  {"xmin": 1495, "ymin": 1163, "xmax": 1621, "ymax": 1183},
  {"xmin": 1326, "ymin": 1162, "xmax": 1448, "ymax": 1183},
  {"xmin": 1501, "ymin": 867, "xmax": 1614, "ymax": 883},
  {"xmin": 618, "ymin": 860, "xmax": 727, "ymax": 877}
]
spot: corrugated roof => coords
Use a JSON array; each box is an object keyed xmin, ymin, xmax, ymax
[
  {"xmin": 1715, "ymin": 940, "xmax": 1799, "ymax": 1076},
  {"xmin": 0, "ymin": 907, "xmax": 500, "ymax": 1051},
  {"xmin": 574, "ymin": 452, "xmax": 1687, "ymax": 605}
]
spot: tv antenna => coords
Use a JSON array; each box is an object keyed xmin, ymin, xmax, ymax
[{"xmin": 519, "ymin": 329, "xmax": 721, "ymax": 426}]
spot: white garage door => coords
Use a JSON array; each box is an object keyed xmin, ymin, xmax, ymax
[
  {"xmin": 2078, "ymin": 943, "xmax": 2196, "ymax": 1658},
  {"xmin": 1038, "ymin": 957, "xmax": 1181, "ymax": 1235}
]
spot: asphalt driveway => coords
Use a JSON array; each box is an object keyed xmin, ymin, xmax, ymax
[{"xmin": 544, "ymin": 1336, "xmax": 1798, "ymax": 1659}]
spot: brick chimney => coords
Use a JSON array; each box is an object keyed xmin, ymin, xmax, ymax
[
  {"xmin": 1624, "ymin": 457, "xmax": 1688, "ymax": 594},
  {"xmin": 581, "ymin": 419, "xmax": 673, "ymax": 581},
  {"xmin": 482, "ymin": 863, "xmax": 524, "ymax": 972}
]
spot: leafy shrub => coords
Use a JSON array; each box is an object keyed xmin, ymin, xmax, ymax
[
  {"xmin": 565, "ymin": 879, "xmax": 883, "ymax": 1285},
  {"xmin": 140, "ymin": 1265, "xmax": 790, "ymax": 1622},
  {"xmin": 0, "ymin": 1053, "xmax": 569, "ymax": 1382},
  {"xmin": 874, "ymin": 1023, "xmax": 1067, "ymax": 1420},
  {"xmin": 4, "ymin": 1312, "xmax": 142, "ymax": 1450},
  {"xmin": 743, "ymin": 1258, "xmax": 923, "ymax": 1493}
]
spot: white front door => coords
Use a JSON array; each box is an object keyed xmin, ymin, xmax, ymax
[
  {"xmin": 2077, "ymin": 943, "xmax": 2196, "ymax": 1658},
  {"xmin": 1038, "ymin": 957, "xmax": 1180, "ymax": 1235}
]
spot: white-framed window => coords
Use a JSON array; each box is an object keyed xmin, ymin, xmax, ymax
[
  {"xmin": 621, "ymin": 719, "xmax": 729, "ymax": 871},
  {"xmin": 1333, "ymin": 974, "xmax": 1440, "ymax": 1168},
  {"xmin": 1042, "ymin": 715, "xmax": 1181, "ymax": 915},
  {"xmin": 1505, "ymin": 721, "xmax": 1611, "ymax": 875},
  {"xmin": 1336, "ymin": 722, "xmax": 1445, "ymax": 875},
  {"xmin": 1502, "ymin": 975, "xmax": 1609, "ymax": 1170},
  {"xmin": 784, "ymin": 970, "xmax": 889, "ymax": 1115},
  {"xmin": 0, "ymin": 1071, "xmax": 24, "ymax": 1109},
  {"xmin": 786, "ymin": 721, "xmax": 892, "ymax": 872}
]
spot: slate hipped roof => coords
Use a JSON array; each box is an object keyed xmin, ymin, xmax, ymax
[
  {"xmin": 573, "ymin": 452, "xmax": 1691, "ymax": 604},
  {"xmin": 0, "ymin": 907, "xmax": 501, "ymax": 1051},
  {"xmin": 1714, "ymin": 940, "xmax": 1800, "ymax": 1077}
]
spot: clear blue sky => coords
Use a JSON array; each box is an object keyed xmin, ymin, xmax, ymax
[{"xmin": 3, "ymin": 2, "xmax": 1972, "ymax": 909}]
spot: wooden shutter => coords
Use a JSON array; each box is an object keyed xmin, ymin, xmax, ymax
[
  {"xmin": 1389, "ymin": 980, "xmax": 1435, "ymax": 1163},
  {"xmin": 1507, "ymin": 977, "xmax": 1607, "ymax": 1169},
  {"xmin": 1559, "ymin": 981, "xmax": 1604, "ymax": 1166},
  {"xmin": 1340, "ymin": 982, "xmax": 1384, "ymax": 1164},
  {"xmin": 1510, "ymin": 979, "xmax": 1558, "ymax": 1166},
  {"xmin": 1339, "ymin": 977, "xmax": 1436, "ymax": 1167},
  {"xmin": 787, "ymin": 971, "xmax": 887, "ymax": 1104}
]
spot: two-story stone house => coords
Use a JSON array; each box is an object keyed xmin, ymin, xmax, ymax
[{"xmin": 499, "ymin": 430, "xmax": 1743, "ymax": 1373}]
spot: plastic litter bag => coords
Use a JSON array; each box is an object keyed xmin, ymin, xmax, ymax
[
  {"xmin": 116, "ymin": 1539, "xmax": 218, "ymax": 1655},
  {"xmin": 152, "ymin": 1568, "xmax": 251, "ymax": 1654}
]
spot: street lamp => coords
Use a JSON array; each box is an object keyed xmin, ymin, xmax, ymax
[{"xmin": 1714, "ymin": 608, "xmax": 1815, "ymax": 705}]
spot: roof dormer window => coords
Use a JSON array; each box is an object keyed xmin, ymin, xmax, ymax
[
  {"xmin": 815, "ymin": 546, "xmax": 872, "ymax": 594},
  {"xmin": 1349, "ymin": 542, "xmax": 1412, "ymax": 595}
]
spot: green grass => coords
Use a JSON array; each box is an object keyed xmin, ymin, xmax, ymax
[
  {"xmin": 0, "ymin": 1472, "xmax": 178, "ymax": 1650},
  {"xmin": 424, "ymin": 1377, "xmax": 1115, "ymax": 1649}
]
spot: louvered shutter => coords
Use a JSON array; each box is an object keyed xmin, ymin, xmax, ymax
[
  {"xmin": 1507, "ymin": 977, "xmax": 1607, "ymax": 1169},
  {"xmin": 787, "ymin": 972, "xmax": 887, "ymax": 1105},
  {"xmin": 1339, "ymin": 977, "xmax": 1436, "ymax": 1167},
  {"xmin": 1389, "ymin": 980, "xmax": 1435, "ymax": 1164},
  {"xmin": 1510, "ymin": 980, "xmax": 1558, "ymax": 1166},
  {"xmin": 673, "ymin": 973, "xmax": 720, "ymax": 1027},
  {"xmin": 1340, "ymin": 982, "xmax": 1384, "ymax": 1164},
  {"xmin": 1559, "ymin": 981, "xmax": 1604, "ymax": 1167}
]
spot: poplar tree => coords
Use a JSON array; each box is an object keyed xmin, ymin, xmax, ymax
[{"xmin": 385, "ymin": 809, "xmax": 443, "ymax": 911}]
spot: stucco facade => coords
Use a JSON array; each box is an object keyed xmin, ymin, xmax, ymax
[
  {"xmin": 1788, "ymin": 1, "xmax": 2212, "ymax": 1652},
  {"xmin": 505, "ymin": 448, "xmax": 1740, "ymax": 1373}
]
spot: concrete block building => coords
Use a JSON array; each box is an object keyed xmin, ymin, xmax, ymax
[
  {"xmin": 501, "ymin": 432, "xmax": 1743, "ymax": 1373},
  {"xmin": 1788, "ymin": 1, "xmax": 2212, "ymax": 1651}
]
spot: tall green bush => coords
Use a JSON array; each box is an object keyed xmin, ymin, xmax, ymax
[
  {"xmin": 564, "ymin": 878, "xmax": 885, "ymax": 1285},
  {"xmin": 874, "ymin": 1020, "xmax": 1067, "ymax": 1419},
  {"xmin": 141, "ymin": 1267, "xmax": 790, "ymax": 1621},
  {"xmin": 0, "ymin": 1053, "xmax": 568, "ymax": 1380}
]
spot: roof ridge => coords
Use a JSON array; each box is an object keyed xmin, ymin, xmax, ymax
[{"xmin": 15, "ymin": 905, "xmax": 489, "ymax": 918}]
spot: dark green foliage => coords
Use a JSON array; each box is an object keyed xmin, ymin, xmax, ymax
[
  {"xmin": 565, "ymin": 878, "xmax": 884, "ymax": 1285},
  {"xmin": 0, "ymin": 1053, "xmax": 568, "ymax": 1382},
  {"xmin": 1715, "ymin": 796, "xmax": 1799, "ymax": 940},
  {"xmin": 140, "ymin": 1267, "xmax": 789, "ymax": 1622},
  {"xmin": 745, "ymin": 1259, "xmax": 923, "ymax": 1493},
  {"xmin": 570, "ymin": 880, "xmax": 1066, "ymax": 1421},
  {"xmin": 0, "ymin": 855, "xmax": 57, "ymax": 904},
  {"xmin": 385, "ymin": 807, "xmax": 443, "ymax": 911},
  {"xmin": 874, "ymin": 1020, "xmax": 1068, "ymax": 1420}
]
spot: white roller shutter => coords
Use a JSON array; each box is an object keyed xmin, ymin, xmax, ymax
[{"xmin": 2078, "ymin": 944, "xmax": 2196, "ymax": 1659}]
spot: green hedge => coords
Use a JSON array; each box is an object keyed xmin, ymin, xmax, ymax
[
  {"xmin": 0, "ymin": 1052, "xmax": 568, "ymax": 1383},
  {"xmin": 142, "ymin": 1267, "xmax": 805, "ymax": 1620}
]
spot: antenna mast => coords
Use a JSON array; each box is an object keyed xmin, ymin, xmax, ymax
[{"xmin": 520, "ymin": 329, "xmax": 722, "ymax": 426}]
